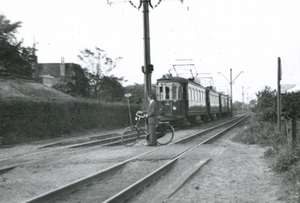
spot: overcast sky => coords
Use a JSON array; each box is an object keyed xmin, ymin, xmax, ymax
[{"xmin": 1, "ymin": 0, "xmax": 300, "ymax": 102}]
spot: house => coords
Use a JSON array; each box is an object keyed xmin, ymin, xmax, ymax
[{"xmin": 36, "ymin": 57, "xmax": 80, "ymax": 87}]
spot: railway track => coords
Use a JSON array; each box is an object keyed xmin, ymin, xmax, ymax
[
  {"xmin": 0, "ymin": 115, "xmax": 245, "ymax": 174},
  {"xmin": 23, "ymin": 113, "xmax": 251, "ymax": 203}
]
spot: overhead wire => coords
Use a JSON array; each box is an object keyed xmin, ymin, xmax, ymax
[
  {"xmin": 109, "ymin": 0, "xmax": 186, "ymax": 60},
  {"xmin": 177, "ymin": 1, "xmax": 230, "ymax": 68}
]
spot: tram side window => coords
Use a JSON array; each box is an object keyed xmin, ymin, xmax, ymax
[
  {"xmin": 177, "ymin": 86, "xmax": 181, "ymax": 100},
  {"xmin": 193, "ymin": 89, "xmax": 195, "ymax": 101},
  {"xmin": 172, "ymin": 86, "xmax": 177, "ymax": 100},
  {"xmin": 200, "ymin": 92, "xmax": 203, "ymax": 102}
]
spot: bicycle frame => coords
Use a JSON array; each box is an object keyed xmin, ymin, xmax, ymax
[
  {"xmin": 134, "ymin": 114, "xmax": 172, "ymax": 137},
  {"xmin": 133, "ymin": 115, "xmax": 148, "ymax": 138},
  {"xmin": 121, "ymin": 111, "xmax": 174, "ymax": 146}
]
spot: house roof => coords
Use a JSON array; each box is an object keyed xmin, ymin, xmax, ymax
[{"xmin": 37, "ymin": 63, "xmax": 79, "ymax": 78}]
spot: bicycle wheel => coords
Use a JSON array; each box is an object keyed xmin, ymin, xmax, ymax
[
  {"xmin": 156, "ymin": 124, "xmax": 174, "ymax": 145},
  {"xmin": 121, "ymin": 126, "xmax": 141, "ymax": 147}
]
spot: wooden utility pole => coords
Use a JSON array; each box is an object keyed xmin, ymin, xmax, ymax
[
  {"xmin": 291, "ymin": 114, "xmax": 297, "ymax": 150},
  {"xmin": 142, "ymin": 0, "xmax": 153, "ymax": 109},
  {"xmin": 107, "ymin": 0, "xmax": 155, "ymax": 108},
  {"xmin": 230, "ymin": 69, "xmax": 233, "ymax": 117},
  {"xmin": 277, "ymin": 57, "xmax": 282, "ymax": 131},
  {"xmin": 140, "ymin": 0, "xmax": 156, "ymax": 146}
]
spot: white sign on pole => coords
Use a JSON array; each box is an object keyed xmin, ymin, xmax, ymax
[{"xmin": 281, "ymin": 84, "xmax": 296, "ymax": 94}]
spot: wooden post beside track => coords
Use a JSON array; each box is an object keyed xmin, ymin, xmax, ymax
[{"xmin": 277, "ymin": 57, "xmax": 282, "ymax": 131}]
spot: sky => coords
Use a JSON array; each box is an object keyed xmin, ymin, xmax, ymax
[{"xmin": 1, "ymin": 0, "xmax": 300, "ymax": 102}]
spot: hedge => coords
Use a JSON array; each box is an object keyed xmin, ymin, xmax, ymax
[{"xmin": 0, "ymin": 99, "xmax": 141, "ymax": 144}]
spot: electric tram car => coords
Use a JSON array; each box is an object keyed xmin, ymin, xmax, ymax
[{"xmin": 156, "ymin": 76, "xmax": 231, "ymax": 125}]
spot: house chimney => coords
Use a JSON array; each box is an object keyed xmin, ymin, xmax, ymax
[{"xmin": 60, "ymin": 57, "xmax": 65, "ymax": 77}]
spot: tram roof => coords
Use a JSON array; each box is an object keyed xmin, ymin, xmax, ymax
[
  {"xmin": 157, "ymin": 76, "xmax": 203, "ymax": 85},
  {"xmin": 157, "ymin": 76, "xmax": 231, "ymax": 98}
]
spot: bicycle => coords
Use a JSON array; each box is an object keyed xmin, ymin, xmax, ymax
[{"xmin": 121, "ymin": 111, "xmax": 174, "ymax": 147}]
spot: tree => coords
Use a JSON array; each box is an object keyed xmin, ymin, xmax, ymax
[
  {"xmin": 53, "ymin": 63, "xmax": 90, "ymax": 97},
  {"xmin": 77, "ymin": 47, "xmax": 124, "ymax": 101},
  {"xmin": 233, "ymin": 101, "xmax": 243, "ymax": 112},
  {"xmin": 124, "ymin": 83, "xmax": 156, "ymax": 104},
  {"xmin": 0, "ymin": 14, "xmax": 36, "ymax": 77},
  {"xmin": 95, "ymin": 76, "xmax": 125, "ymax": 102},
  {"xmin": 255, "ymin": 86, "xmax": 277, "ymax": 122},
  {"xmin": 78, "ymin": 47, "xmax": 122, "ymax": 77},
  {"xmin": 250, "ymin": 99, "xmax": 256, "ymax": 105},
  {"xmin": 282, "ymin": 91, "xmax": 300, "ymax": 117}
]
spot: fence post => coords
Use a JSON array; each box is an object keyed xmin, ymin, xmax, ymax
[{"xmin": 292, "ymin": 114, "xmax": 297, "ymax": 151}]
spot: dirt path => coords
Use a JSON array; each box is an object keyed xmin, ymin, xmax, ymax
[
  {"xmin": 165, "ymin": 131, "xmax": 294, "ymax": 203},
  {"xmin": 0, "ymin": 124, "xmax": 296, "ymax": 202}
]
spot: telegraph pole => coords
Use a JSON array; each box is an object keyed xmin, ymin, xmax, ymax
[
  {"xmin": 218, "ymin": 69, "xmax": 244, "ymax": 117},
  {"xmin": 236, "ymin": 86, "xmax": 250, "ymax": 114}
]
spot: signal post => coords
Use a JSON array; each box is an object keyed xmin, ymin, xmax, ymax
[
  {"xmin": 141, "ymin": 0, "xmax": 153, "ymax": 110},
  {"xmin": 141, "ymin": 0, "xmax": 155, "ymax": 145}
]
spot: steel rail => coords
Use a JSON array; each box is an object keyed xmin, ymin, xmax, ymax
[
  {"xmin": 0, "ymin": 133, "xmax": 125, "ymax": 168},
  {"xmin": 0, "ymin": 115, "xmax": 240, "ymax": 165},
  {"xmin": 0, "ymin": 133, "xmax": 121, "ymax": 162},
  {"xmin": 0, "ymin": 115, "xmax": 248, "ymax": 177},
  {"xmin": 23, "ymin": 147, "xmax": 162, "ymax": 203},
  {"xmin": 172, "ymin": 113, "xmax": 251, "ymax": 144},
  {"xmin": 99, "ymin": 113, "xmax": 253, "ymax": 203},
  {"xmin": 0, "ymin": 115, "xmax": 243, "ymax": 163},
  {"xmin": 22, "ymin": 114, "xmax": 251, "ymax": 203}
]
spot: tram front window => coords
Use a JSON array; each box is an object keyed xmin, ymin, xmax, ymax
[
  {"xmin": 165, "ymin": 86, "xmax": 170, "ymax": 99},
  {"xmin": 157, "ymin": 83, "xmax": 181, "ymax": 100}
]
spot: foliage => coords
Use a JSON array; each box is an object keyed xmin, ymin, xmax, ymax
[
  {"xmin": 52, "ymin": 63, "xmax": 90, "ymax": 97},
  {"xmin": 253, "ymin": 87, "xmax": 300, "ymax": 122},
  {"xmin": 0, "ymin": 98, "xmax": 141, "ymax": 144},
  {"xmin": 93, "ymin": 75, "xmax": 125, "ymax": 102},
  {"xmin": 282, "ymin": 91, "xmax": 300, "ymax": 117},
  {"xmin": 78, "ymin": 47, "xmax": 122, "ymax": 77},
  {"xmin": 236, "ymin": 115, "xmax": 286, "ymax": 146},
  {"xmin": 52, "ymin": 83, "xmax": 73, "ymax": 95},
  {"xmin": 255, "ymin": 86, "xmax": 277, "ymax": 122},
  {"xmin": 232, "ymin": 101, "xmax": 243, "ymax": 111},
  {"xmin": 273, "ymin": 147, "xmax": 300, "ymax": 172},
  {"xmin": 69, "ymin": 63, "xmax": 90, "ymax": 97},
  {"xmin": 124, "ymin": 83, "xmax": 156, "ymax": 104},
  {"xmin": 77, "ymin": 47, "xmax": 124, "ymax": 101},
  {"xmin": 249, "ymin": 99, "xmax": 256, "ymax": 105},
  {"xmin": 0, "ymin": 14, "xmax": 36, "ymax": 77},
  {"xmin": 236, "ymin": 88, "xmax": 300, "ymax": 200}
]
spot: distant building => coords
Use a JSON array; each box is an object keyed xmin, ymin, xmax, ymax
[{"xmin": 35, "ymin": 57, "xmax": 80, "ymax": 87}]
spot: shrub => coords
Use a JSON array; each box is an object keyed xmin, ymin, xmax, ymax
[
  {"xmin": 0, "ymin": 98, "xmax": 141, "ymax": 144},
  {"xmin": 237, "ymin": 115, "xmax": 286, "ymax": 147},
  {"xmin": 273, "ymin": 147, "xmax": 300, "ymax": 172}
]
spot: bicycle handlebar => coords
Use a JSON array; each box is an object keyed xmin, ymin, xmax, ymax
[{"xmin": 136, "ymin": 111, "xmax": 146, "ymax": 119}]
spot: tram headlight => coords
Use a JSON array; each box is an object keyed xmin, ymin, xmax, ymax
[{"xmin": 173, "ymin": 106, "xmax": 177, "ymax": 110}]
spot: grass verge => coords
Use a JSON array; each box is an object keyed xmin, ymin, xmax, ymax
[{"xmin": 233, "ymin": 114, "xmax": 300, "ymax": 201}]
